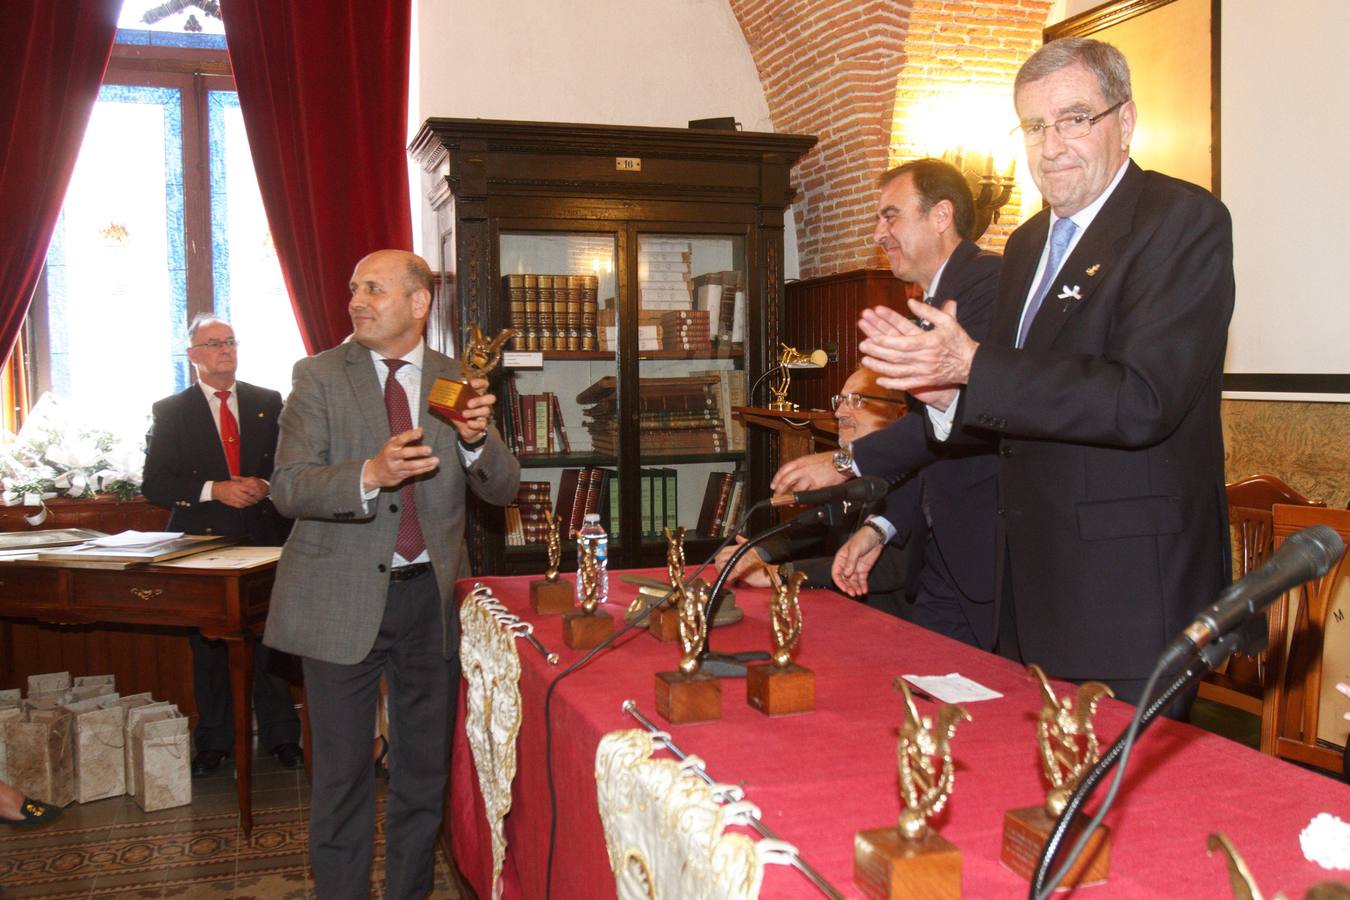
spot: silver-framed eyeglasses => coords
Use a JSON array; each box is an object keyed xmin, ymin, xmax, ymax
[
  {"xmin": 830, "ymin": 392, "xmax": 906, "ymax": 411},
  {"xmin": 1013, "ymin": 100, "xmax": 1125, "ymax": 146},
  {"xmin": 191, "ymin": 338, "xmax": 239, "ymax": 350}
]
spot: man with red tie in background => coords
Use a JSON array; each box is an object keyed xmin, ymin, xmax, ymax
[{"xmin": 142, "ymin": 314, "xmax": 302, "ymax": 777}]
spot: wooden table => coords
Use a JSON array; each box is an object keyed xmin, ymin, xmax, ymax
[{"xmin": 0, "ymin": 551, "xmax": 279, "ymax": 836}]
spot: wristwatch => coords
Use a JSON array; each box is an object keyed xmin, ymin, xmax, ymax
[
  {"xmin": 459, "ymin": 431, "xmax": 488, "ymax": 451},
  {"xmin": 832, "ymin": 447, "xmax": 854, "ymax": 474}
]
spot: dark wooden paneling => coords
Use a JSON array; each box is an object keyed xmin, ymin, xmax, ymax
[
  {"xmin": 0, "ymin": 498, "xmax": 196, "ymax": 718},
  {"xmin": 781, "ymin": 268, "xmax": 917, "ymax": 412}
]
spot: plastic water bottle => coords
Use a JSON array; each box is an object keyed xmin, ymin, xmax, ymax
[{"xmin": 576, "ymin": 512, "xmax": 609, "ymax": 604}]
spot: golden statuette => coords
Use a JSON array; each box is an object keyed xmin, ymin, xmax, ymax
[
  {"xmin": 543, "ymin": 510, "xmax": 562, "ymax": 581},
  {"xmin": 576, "ymin": 537, "xmax": 600, "ymax": 615},
  {"xmin": 765, "ymin": 565, "xmax": 805, "ymax": 667},
  {"xmin": 1029, "ymin": 663, "xmax": 1113, "ymax": 818},
  {"xmin": 893, "ymin": 678, "xmax": 971, "ymax": 841},
  {"xmin": 427, "ymin": 324, "xmax": 517, "ymax": 422},
  {"xmin": 676, "ymin": 579, "xmax": 709, "ymax": 675},
  {"xmin": 665, "ymin": 525, "xmax": 687, "ymax": 592}
]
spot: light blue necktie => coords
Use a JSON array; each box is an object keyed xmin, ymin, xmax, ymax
[{"xmin": 1016, "ymin": 217, "xmax": 1078, "ymax": 348}]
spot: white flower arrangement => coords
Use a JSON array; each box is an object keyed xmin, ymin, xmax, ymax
[{"xmin": 0, "ymin": 394, "xmax": 146, "ymax": 517}]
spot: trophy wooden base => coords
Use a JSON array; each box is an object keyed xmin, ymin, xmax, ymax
[
  {"xmin": 426, "ymin": 376, "xmax": 473, "ymax": 422},
  {"xmin": 530, "ymin": 577, "xmax": 573, "ymax": 614},
  {"xmin": 648, "ymin": 606, "xmax": 680, "ymax": 641},
  {"xmin": 562, "ymin": 609, "xmax": 614, "ymax": 649},
  {"xmin": 854, "ymin": 827, "xmax": 961, "ymax": 900},
  {"xmin": 746, "ymin": 662, "xmax": 814, "ymax": 716},
  {"xmin": 1000, "ymin": 806, "xmax": 1109, "ymax": 888},
  {"xmin": 654, "ymin": 671, "xmax": 721, "ymax": 724}
]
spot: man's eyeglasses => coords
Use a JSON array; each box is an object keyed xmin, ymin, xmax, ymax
[
  {"xmin": 830, "ymin": 392, "xmax": 906, "ymax": 411},
  {"xmin": 1013, "ymin": 100, "xmax": 1125, "ymax": 146},
  {"xmin": 191, "ymin": 339, "xmax": 239, "ymax": 350}
]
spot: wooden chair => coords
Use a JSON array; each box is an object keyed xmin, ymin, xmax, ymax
[
  {"xmin": 1259, "ymin": 504, "xmax": 1350, "ymax": 774},
  {"xmin": 1197, "ymin": 475, "xmax": 1323, "ymax": 715}
]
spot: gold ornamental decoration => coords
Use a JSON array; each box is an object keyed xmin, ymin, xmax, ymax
[
  {"xmin": 427, "ymin": 324, "xmax": 518, "ymax": 422},
  {"xmin": 577, "ymin": 537, "xmax": 601, "ymax": 615},
  {"xmin": 1029, "ymin": 664, "xmax": 1113, "ymax": 818},
  {"xmin": 676, "ymin": 579, "xmax": 709, "ymax": 675},
  {"xmin": 894, "ymin": 678, "xmax": 971, "ymax": 841},
  {"xmin": 765, "ymin": 566, "xmax": 804, "ymax": 668},
  {"xmin": 543, "ymin": 510, "xmax": 562, "ymax": 581}
]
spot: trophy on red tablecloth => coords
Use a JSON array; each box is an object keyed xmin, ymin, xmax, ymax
[
  {"xmin": 427, "ymin": 324, "xmax": 517, "ymax": 422},
  {"xmin": 654, "ymin": 576, "xmax": 721, "ymax": 724},
  {"xmin": 746, "ymin": 565, "xmax": 814, "ymax": 716},
  {"xmin": 529, "ymin": 510, "xmax": 572, "ymax": 613},
  {"xmin": 561, "ymin": 537, "xmax": 614, "ymax": 649},
  {"xmin": 854, "ymin": 679, "xmax": 970, "ymax": 899},
  {"xmin": 1000, "ymin": 664, "xmax": 1113, "ymax": 887}
]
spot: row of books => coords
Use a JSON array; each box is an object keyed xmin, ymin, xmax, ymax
[
  {"xmin": 691, "ymin": 270, "xmax": 747, "ymax": 343},
  {"xmin": 504, "ymin": 273, "xmax": 601, "ymax": 352},
  {"xmin": 638, "ymin": 240, "xmax": 693, "ymax": 309},
  {"xmin": 578, "ymin": 374, "xmax": 729, "ymax": 456},
  {"xmin": 696, "ymin": 470, "xmax": 746, "ymax": 538},
  {"xmin": 554, "ymin": 466, "xmax": 615, "ymax": 537},
  {"xmin": 501, "ymin": 382, "xmax": 570, "ymax": 457},
  {"xmin": 505, "ymin": 481, "xmax": 552, "ymax": 546}
]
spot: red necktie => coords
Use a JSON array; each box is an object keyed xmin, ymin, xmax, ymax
[
  {"xmin": 382, "ymin": 360, "xmax": 427, "ymax": 561},
  {"xmin": 215, "ymin": 390, "xmax": 240, "ymax": 477}
]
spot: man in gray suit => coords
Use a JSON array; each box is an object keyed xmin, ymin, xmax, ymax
[{"xmin": 264, "ymin": 249, "xmax": 520, "ymax": 899}]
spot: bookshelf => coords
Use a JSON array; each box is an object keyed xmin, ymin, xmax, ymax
[{"xmin": 411, "ymin": 118, "xmax": 816, "ymax": 575}]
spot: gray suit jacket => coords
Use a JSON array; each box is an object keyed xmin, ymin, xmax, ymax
[{"xmin": 263, "ymin": 340, "xmax": 520, "ymax": 665}]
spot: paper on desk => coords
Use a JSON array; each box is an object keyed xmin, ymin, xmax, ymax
[
  {"xmin": 156, "ymin": 545, "xmax": 282, "ymax": 569},
  {"xmin": 86, "ymin": 531, "xmax": 185, "ymax": 549},
  {"xmin": 902, "ymin": 673, "xmax": 1002, "ymax": 704}
]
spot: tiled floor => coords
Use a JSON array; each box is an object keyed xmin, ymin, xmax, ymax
[{"xmin": 0, "ymin": 748, "xmax": 465, "ymax": 898}]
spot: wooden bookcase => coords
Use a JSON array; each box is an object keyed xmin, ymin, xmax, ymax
[{"xmin": 410, "ymin": 118, "xmax": 816, "ymax": 576}]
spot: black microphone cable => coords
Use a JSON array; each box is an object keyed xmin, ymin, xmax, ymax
[{"xmin": 542, "ymin": 498, "xmax": 769, "ymax": 900}]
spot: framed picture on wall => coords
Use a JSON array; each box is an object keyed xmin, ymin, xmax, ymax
[{"xmin": 1046, "ymin": 0, "xmax": 1219, "ymax": 196}]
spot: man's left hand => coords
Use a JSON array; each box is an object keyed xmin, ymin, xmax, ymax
[
  {"xmin": 453, "ymin": 378, "xmax": 496, "ymax": 444},
  {"xmin": 858, "ymin": 300, "xmax": 978, "ymax": 395}
]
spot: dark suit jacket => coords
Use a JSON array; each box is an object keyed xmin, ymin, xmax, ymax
[
  {"xmin": 850, "ymin": 240, "xmax": 1001, "ymax": 642},
  {"xmin": 263, "ymin": 341, "xmax": 520, "ymax": 665},
  {"xmin": 958, "ymin": 162, "xmax": 1233, "ymax": 679},
  {"xmin": 142, "ymin": 381, "xmax": 290, "ymax": 545}
]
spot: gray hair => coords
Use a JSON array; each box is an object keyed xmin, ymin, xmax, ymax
[
  {"xmin": 187, "ymin": 312, "xmax": 230, "ymax": 342},
  {"xmin": 1015, "ymin": 37, "xmax": 1132, "ymax": 107}
]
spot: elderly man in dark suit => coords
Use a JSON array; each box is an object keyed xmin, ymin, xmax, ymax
[
  {"xmin": 772, "ymin": 158, "xmax": 1001, "ymax": 650},
  {"xmin": 142, "ymin": 315, "xmax": 302, "ymax": 776},
  {"xmin": 264, "ymin": 249, "xmax": 519, "ymax": 899},
  {"xmin": 857, "ymin": 38, "xmax": 1233, "ymax": 715}
]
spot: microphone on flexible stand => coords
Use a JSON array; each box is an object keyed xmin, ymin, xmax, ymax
[
  {"xmin": 699, "ymin": 477, "xmax": 890, "ymax": 678},
  {"xmin": 1158, "ymin": 524, "xmax": 1344, "ymax": 673}
]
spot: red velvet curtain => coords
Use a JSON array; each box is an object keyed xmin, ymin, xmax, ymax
[
  {"xmin": 0, "ymin": 0, "xmax": 120, "ymax": 365},
  {"xmin": 221, "ymin": 0, "xmax": 414, "ymax": 354}
]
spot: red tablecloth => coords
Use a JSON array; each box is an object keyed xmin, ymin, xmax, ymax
[{"xmin": 450, "ymin": 570, "xmax": 1350, "ymax": 898}]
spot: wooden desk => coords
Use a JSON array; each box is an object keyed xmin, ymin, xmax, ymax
[
  {"xmin": 734, "ymin": 406, "xmax": 837, "ymax": 465},
  {"xmin": 0, "ymin": 553, "xmax": 278, "ymax": 836}
]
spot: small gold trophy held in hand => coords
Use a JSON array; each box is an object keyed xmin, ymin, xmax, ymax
[
  {"xmin": 654, "ymin": 578, "xmax": 721, "ymax": 724},
  {"xmin": 561, "ymin": 534, "xmax": 614, "ymax": 649},
  {"xmin": 530, "ymin": 511, "xmax": 572, "ymax": 614},
  {"xmin": 427, "ymin": 324, "xmax": 518, "ymax": 422},
  {"xmin": 854, "ymin": 680, "xmax": 970, "ymax": 900},
  {"xmin": 1000, "ymin": 664, "xmax": 1114, "ymax": 887},
  {"xmin": 746, "ymin": 566, "xmax": 815, "ymax": 716}
]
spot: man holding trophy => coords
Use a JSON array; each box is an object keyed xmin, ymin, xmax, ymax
[{"xmin": 265, "ymin": 249, "xmax": 520, "ymax": 899}]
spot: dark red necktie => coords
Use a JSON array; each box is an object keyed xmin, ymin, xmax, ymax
[
  {"xmin": 215, "ymin": 390, "xmax": 240, "ymax": 477},
  {"xmin": 382, "ymin": 360, "xmax": 427, "ymax": 560}
]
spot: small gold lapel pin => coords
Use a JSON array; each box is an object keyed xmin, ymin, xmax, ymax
[{"xmin": 1085, "ymin": 264, "xmax": 1101, "ymax": 277}]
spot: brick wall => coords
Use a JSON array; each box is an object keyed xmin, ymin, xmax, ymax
[{"xmin": 730, "ymin": 0, "xmax": 1051, "ymax": 275}]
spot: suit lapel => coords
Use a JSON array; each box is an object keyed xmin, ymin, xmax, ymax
[
  {"xmin": 995, "ymin": 213, "xmax": 1048, "ymax": 345},
  {"xmin": 184, "ymin": 386, "xmax": 231, "ymax": 479},
  {"xmin": 1024, "ymin": 162, "xmax": 1143, "ymax": 350},
  {"xmin": 345, "ymin": 341, "xmax": 390, "ymax": 441},
  {"xmin": 235, "ymin": 383, "xmax": 264, "ymax": 476},
  {"xmin": 931, "ymin": 240, "xmax": 975, "ymax": 300}
]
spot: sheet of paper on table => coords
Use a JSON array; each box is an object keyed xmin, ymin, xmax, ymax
[
  {"xmin": 902, "ymin": 673, "xmax": 1003, "ymax": 704},
  {"xmin": 87, "ymin": 530, "xmax": 185, "ymax": 549},
  {"xmin": 156, "ymin": 545, "xmax": 283, "ymax": 569}
]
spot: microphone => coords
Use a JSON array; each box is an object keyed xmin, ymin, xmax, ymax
[
  {"xmin": 771, "ymin": 475, "xmax": 889, "ymax": 508},
  {"xmin": 1159, "ymin": 524, "xmax": 1345, "ymax": 671}
]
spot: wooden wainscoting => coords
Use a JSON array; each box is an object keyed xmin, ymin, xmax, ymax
[
  {"xmin": 0, "ymin": 497, "xmax": 199, "ymax": 717},
  {"xmin": 781, "ymin": 268, "xmax": 917, "ymax": 412}
]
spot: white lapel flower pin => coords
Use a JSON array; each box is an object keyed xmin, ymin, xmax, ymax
[{"xmin": 1057, "ymin": 285, "xmax": 1083, "ymax": 302}]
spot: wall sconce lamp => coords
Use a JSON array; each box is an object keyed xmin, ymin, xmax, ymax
[
  {"xmin": 942, "ymin": 149, "xmax": 1016, "ymax": 240},
  {"xmin": 757, "ymin": 343, "xmax": 828, "ymax": 411}
]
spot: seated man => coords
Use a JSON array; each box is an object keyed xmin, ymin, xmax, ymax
[
  {"xmin": 713, "ymin": 365, "xmax": 918, "ymax": 617},
  {"xmin": 142, "ymin": 314, "xmax": 302, "ymax": 776}
]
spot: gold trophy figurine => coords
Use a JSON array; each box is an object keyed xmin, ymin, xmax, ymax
[
  {"xmin": 746, "ymin": 566, "xmax": 815, "ymax": 716},
  {"xmin": 854, "ymin": 680, "xmax": 970, "ymax": 899},
  {"xmin": 529, "ymin": 511, "xmax": 573, "ymax": 614},
  {"xmin": 427, "ymin": 324, "xmax": 518, "ymax": 422},
  {"xmin": 654, "ymin": 579, "xmax": 721, "ymax": 724},
  {"xmin": 1000, "ymin": 664, "xmax": 1115, "ymax": 887},
  {"xmin": 645, "ymin": 526, "xmax": 713, "ymax": 642},
  {"xmin": 561, "ymin": 536, "xmax": 613, "ymax": 649}
]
